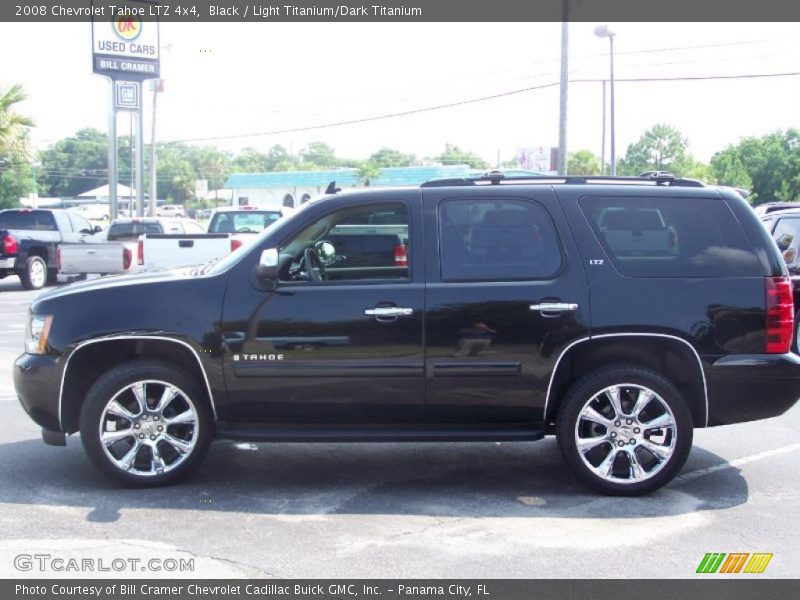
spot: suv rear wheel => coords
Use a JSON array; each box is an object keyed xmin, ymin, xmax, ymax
[
  {"xmin": 79, "ymin": 359, "xmax": 212, "ymax": 486},
  {"xmin": 556, "ymin": 365, "xmax": 693, "ymax": 495}
]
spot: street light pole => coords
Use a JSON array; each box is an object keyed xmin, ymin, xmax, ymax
[
  {"xmin": 609, "ymin": 32, "xmax": 616, "ymax": 176},
  {"xmin": 600, "ymin": 80, "xmax": 606, "ymax": 175},
  {"xmin": 594, "ymin": 25, "xmax": 617, "ymax": 176}
]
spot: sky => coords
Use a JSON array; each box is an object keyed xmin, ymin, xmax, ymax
[{"xmin": 1, "ymin": 21, "xmax": 799, "ymax": 167}]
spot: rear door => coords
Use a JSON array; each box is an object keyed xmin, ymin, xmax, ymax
[{"xmin": 423, "ymin": 186, "xmax": 590, "ymax": 424}]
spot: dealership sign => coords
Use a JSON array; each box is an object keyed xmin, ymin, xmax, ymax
[{"xmin": 91, "ymin": 0, "xmax": 160, "ymax": 80}]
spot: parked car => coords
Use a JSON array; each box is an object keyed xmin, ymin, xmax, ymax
[
  {"xmin": 73, "ymin": 203, "xmax": 110, "ymax": 222},
  {"xmin": 14, "ymin": 173, "xmax": 800, "ymax": 495},
  {"xmin": 58, "ymin": 217, "xmax": 213, "ymax": 276},
  {"xmin": 0, "ymin": 208, "xmax": 103, "ymax": 290},
  {"xmin": 156, "ymin": 205, "xmax": 185, "ymax": 218},
  {"xmin": 754, "ymin": 202, "xmax": 799, "ymax": 216}
]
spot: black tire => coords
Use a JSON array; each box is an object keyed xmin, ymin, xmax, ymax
[
  {"xmin": 556, "ymin": 365, "xmax": 693, "ymax": 496},
  {"xmin": 79, "ymin": 359, "xmax": 213, "ymax": 487},
  {"xmin": 19, "ymin": 255, "xmax": 48, "ymax": 290}
]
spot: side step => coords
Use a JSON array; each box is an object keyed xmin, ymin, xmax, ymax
[{"xmin": 215, "ymin": 422, "xmax": 546, "ymax": 443}]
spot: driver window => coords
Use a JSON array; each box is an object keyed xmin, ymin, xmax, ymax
[{"xmin": 279, "ymin": 203, "xmax": 410, "ymax": 283}]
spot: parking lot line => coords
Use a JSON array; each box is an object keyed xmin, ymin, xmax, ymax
[{"xmin": 671, "ymin": 442, "xmax": 800, "ymax": 486}]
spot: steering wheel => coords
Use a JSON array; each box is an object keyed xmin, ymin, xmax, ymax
[{"xmin": 303, "ymin": 247, "xmax": 327, "ymax": 282}]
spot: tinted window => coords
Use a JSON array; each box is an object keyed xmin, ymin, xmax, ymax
[
  {"xmin": 438, "ymin": 198, "xmax": 562, "ymax": 281},
  {"xmin": 580, "ymin": 196, "xmax": 763, "ymax": 278},
  {"xmin": 208, "ymin": 211, "xmax": 281, "ymax": 233},
  {"xmin": 106, "ymin": 222, "xmax": 163, "ymax": 241},
  {"xmin": 0, "ymin": 210, "xmax": 57, "ymax": 231}
]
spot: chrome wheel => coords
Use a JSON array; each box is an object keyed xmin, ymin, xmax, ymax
[
  {"xmin": 99, "ymin": 380, "xmax": 199, "ymax": 477},
  {"xmin": 29, "ymin": 259, "xmax": 46, "ymax": 288},
  {"xmin": 574, "ymin": 383, "xmax": 677, "ymax": 485}
]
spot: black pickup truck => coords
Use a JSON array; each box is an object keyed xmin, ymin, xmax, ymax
[
  {"xmin": 14, "ymin": 174, "xmax": 800, "ymax": 495},
  {"xmin": 0, "ymin": 208, "xmax": 102, "ymax": 290}
]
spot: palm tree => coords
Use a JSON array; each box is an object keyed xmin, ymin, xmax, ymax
[
  {"xmin": 356, "ymin": 162, "xmax": 382, "ymax": 187},
  {"xmin": 0, "ymin": 84, "xmax": 35, "ymax": 157}
]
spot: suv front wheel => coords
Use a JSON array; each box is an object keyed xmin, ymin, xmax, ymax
[
  {"xmin": 79, "ymin": 359, "xmax": 213, "ymax": 486},
  {"xmin": 556, "ymin": 365, "xmax": 693, "ymax": 496}
]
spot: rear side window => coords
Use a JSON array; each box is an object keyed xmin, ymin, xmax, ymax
[
  {"xmin": 0, "ymin": 210, "xmax": 57, "ymax": 231},
  {"xmin": 439, "ymin": 198, "xmax": 562, "ymax": 281},
  {"xmin": 106, "ymin": 222, "xmax": 163, "ymax": 241},
  {"xmin": 580, "ymin": 196, "xmax": 763, "ymax": 278}
]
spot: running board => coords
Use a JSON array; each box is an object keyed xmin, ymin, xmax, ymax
[{"xmin": 214, "ymin": 422, "xmax": 546, "ymax": 443}]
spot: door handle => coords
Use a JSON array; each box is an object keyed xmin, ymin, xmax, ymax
[
  {"xmin": 364, "ymin": 307, "xmax": 414, "ymax": 317},
  {"xmin": 529, "ymin": 302, "xmax": 579, "ymax": 313}
]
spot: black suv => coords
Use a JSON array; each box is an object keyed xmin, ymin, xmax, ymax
[{"xmin": 14, "ymin": 174, "xmax": 800, "ymax": 495}]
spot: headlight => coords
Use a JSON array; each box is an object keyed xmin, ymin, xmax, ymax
[{"xmin": 25, "ymin": 315, "xmax": 53, "ymax": 355}]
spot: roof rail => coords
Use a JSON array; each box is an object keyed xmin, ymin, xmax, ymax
[{"xmin": 420, "ymin": 172, "xmax": 705, "ymax": 188}]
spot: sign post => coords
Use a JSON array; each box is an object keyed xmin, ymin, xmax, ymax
[{"xmin": 91, "ymin": 0, "xmax": 159, "ymax": 219}]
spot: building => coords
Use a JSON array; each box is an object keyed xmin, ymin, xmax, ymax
[{"xmin": 224, "ymin": 165, "xmax": 476, "ymax": 210}]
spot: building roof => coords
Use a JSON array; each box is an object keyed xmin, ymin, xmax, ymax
[
  {"xmin": 224, "ymin": 165, "xmax": 475, "ymax": 189},
  {"xmin": 78, "ymin": 183, "xmax": 147, "ymax": 199}
]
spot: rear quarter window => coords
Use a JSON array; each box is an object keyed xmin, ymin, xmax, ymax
[{"xmin": 580, "ymin": 196, "xmax": 764, "ymax": 278}]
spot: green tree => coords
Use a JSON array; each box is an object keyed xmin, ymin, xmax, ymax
[
  {"xmin": 300, "ymin": 142, "xmax": 340, "ymax": 168},
  {"xmin": 434, "ymin": 144, "xmax": 489, "ymax": 169},
  {"xmin": 231, "ymin": 147, "xmax": 270, "ymax": 173},
  {"xmin": 0, "ymin": 84, "xmax": 34, "ymax": 157},
  {"xmin": 710, "ymin": 130, "xmax": 800, "ymax": 204},
  {"xmin": 156, "ymin": 143, "xmax": 195, "ymax": 201},
  {"xmin": 0, "ymin": 84, "xmax": 36, "ymax": 208},
  {"xmin": 38, "ymin": 128, "xmax": 109, "ymax": 198},
  {"xmin": 618, "ymin": 124, "xmax": 690, "ymax": 176},
  {"xmin": 567, "ymin": 150, "xmax": 601, "ymax": 175},
  {"xmin": 368, "ymin": 147, "xmax": 415, "ymax": 168},
  {"xmin": 355, "ymin": 162, "xmax": 382, "ymax": 187}
]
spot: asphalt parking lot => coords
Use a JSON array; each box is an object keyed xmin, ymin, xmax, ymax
[{"xmin": 1, "ymin": 276, "xmax": 799, "ymax": 579}]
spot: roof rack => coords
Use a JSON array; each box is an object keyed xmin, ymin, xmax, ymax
[{"xmin": 420, "ymin": 171, "xmax": 705, "ymax": 188}]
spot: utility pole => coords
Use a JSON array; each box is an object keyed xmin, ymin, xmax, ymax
[
  {"xmin": 601, "ymin": 80, "xmax": 606, "ymax": 175},
  {"xmin": 149, "ymin": 79, "xmax": 162, "ymax": 217},
  {"xmin": 557, "ymin": 8, "xmax": 569, "ymax": 176}
]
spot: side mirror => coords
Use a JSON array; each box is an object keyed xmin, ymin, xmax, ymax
[
  {"xmin": 93, "ymin": 225, "xmax": 103, "ymax": 234},
  {"xmin": 256, "ymin": 248, "xmax": 279, "ymax": 282}
]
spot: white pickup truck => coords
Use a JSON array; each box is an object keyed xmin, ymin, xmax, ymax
[{"xmin": 57, "ymin": 217, "xmax": 235, "ymax": 275}]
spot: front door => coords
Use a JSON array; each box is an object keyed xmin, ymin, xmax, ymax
[
  {"xmin": 220, "ymin": 191, "xmax": 426, "ymax": 423},
  {"xmin": 422, "ymin": 187, "xmax": 590, "ymax": 424}
]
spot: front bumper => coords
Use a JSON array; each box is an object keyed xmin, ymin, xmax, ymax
[
  {"xmin": 706, "ymin": 353, "xmax": 800, "ymax": 426},
  {"xmin": 13, "ymin": 352, "xmax": 63, "ymax": 432}
]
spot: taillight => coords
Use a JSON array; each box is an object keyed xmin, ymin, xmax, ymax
[
  {"xmin": 137, "ymin": 239, "xmax": 144, "ymax": 265},
  {"xmin": 765, "ymin": 276, "xmax": 794, "ymax": 353},
  {"xmin": 123, "ymin": 247, "xmax": 132, "ymax": 270},
  {"xmin": 2, "ymin": 234, "xmax": 19, "ymax": 255},
  {"xmin": 393, "ymin": 243, "xmax": 408, "ymax": 267},
  {"xmin": 55, "ymin": 247, "xmax": 61, "ymax": 271},
  {"xmin": 231, "ymin": 239, "xmax": 243, "ymax": 252}
]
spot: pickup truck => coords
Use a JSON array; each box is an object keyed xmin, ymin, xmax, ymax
[
  {"xmin": 0, "ymin": 208, "xmax": 103, "ymax": 290},
  {"xmin": 57, "ymin": 217, "xmax": 211, "ymax": 276}
]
